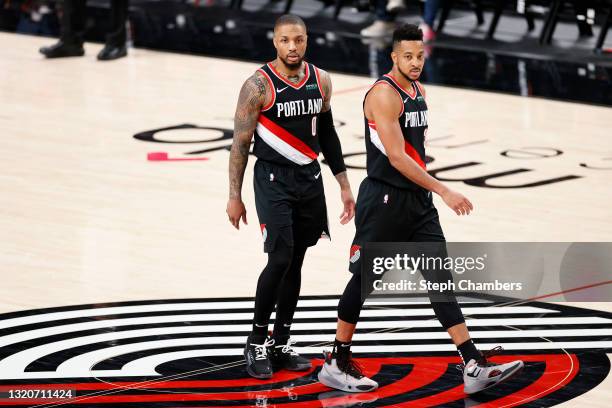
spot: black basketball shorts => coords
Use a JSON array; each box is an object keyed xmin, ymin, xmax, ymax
[
  {"xmin": 348, "ymin": 177, "xmax": 445, "ymax": 274},
  {"xmin": 254, "ymin": 159, "xmax": 330, "ymax": 253}
]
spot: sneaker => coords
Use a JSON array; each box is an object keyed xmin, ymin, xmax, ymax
[
  {"xmin": 386, "ymin": 0, "xmax": 406, "ymax": 13},
  {"xmin": 244, "ymin": 335, "xmax": 274, "ymax": 379},
  {"xmin": 318, "ymin": 351, "xmax": 378, "ymax": 393},
  {"xmin": 269, "ymin": 337, "xmax": 312, "ymax": 371},
  {"xmin": 461, "ymin": 346, "xmax": 524, "ymax": 394},
  {"xmin": 360, "ymin": 21, "xmax": 396, "ymax": 38},
  {"xmin": 39, "ymin": 40, "xmax": 84, "ymax": 58},
  {"xmin": 419, "ymin": 23, "xmax": 437, "ymax": 43},
  {"xmin": 97, "ymin": 44, "xmax": 127, "ymax": 61}
]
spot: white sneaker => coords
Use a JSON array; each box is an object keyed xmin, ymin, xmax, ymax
[
  {"xmin": 462, "ymin": 347, "xmax": 524, "ymax": 394},
  {"xmin": 386, "ymin": 0, "xmax": 406, "ymax": 13},
  {"xmin": 318, "ymin": 351, "xmax": 378, "ymax": 393},
  {"xmin": 360, "ymin": 21, "xmax": 396, "ymax": 38}
]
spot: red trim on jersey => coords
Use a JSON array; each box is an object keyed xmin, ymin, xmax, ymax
[
  {"xmin": 257, "ymin": 69, "xmax": 276, "ymax": 112},
  {"xmin": 404, "ymin": 141, "xmax": 426, "ymax": 170},
  {"xmin": 384, "ymin": 74, "xmax": 417, "ymax": 100},
  {"xmin": 267, "ymin": 62, "xmax": 310, "ymax": 89},
  {"xmin": 368, "ymin": 120, "xmax": 425, "ymax": 169},
  {"xmin": 366, "ymin": 81, "xmax": 405, "ymax": 117},
  {"xmin": 314, "ymin": 67, "xmax": 325, "ymax": 99},
  {"xmin": 257, "ymin": 115, "xmax": 318, "ymax": 160}
]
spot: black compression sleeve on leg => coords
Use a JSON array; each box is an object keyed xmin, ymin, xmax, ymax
[
  {"xmin": 273, "ymin": 246, "xmax": 307, "ymax": 340},
  {"xmin": 318, "ymin": 110, "xmax": 347, "ymax": 176},
  {"xmin": 419, "ymin": 243, "xmax": 466, "ymax": 330},
  {"xmin": 337, "ymin": 273, "xmax": 365, "ymax": 324},
  {"xmin": 252, "ymin": 242, "xmax": 294, "ymax": 336},
  {"xmin": 431, "ymin": 299, "xmax": 466, "ymax": 330}
]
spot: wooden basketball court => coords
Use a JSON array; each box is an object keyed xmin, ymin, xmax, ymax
[{"xmin": 0, "ymin": 32, "xmax": 611, "ymax": 407}]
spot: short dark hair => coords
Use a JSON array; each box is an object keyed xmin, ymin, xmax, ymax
[
  {"xmin": 274, "ymin": 14, "xmax": 307, "ymax": 32},
  {"xmin": 392, "ymin": 24, "xmax": 423, "ymax": 48}
]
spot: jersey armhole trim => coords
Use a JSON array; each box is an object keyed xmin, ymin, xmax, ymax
[
  {"xmin": 314, "ymin": 66, "xmax": 326, "ymax": 100},
  {"xmin": 258, "ymin": 69, "xmax": 276, "ymax": 112},
  {"xmin": 365, "ymin": 81, "xmax": 405, "ymax": 119},
  {"xmin": 383, "ymin": 74, "xmax": 417, "ymax": 100}
]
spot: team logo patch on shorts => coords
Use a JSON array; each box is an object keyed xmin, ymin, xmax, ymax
[{"xmin": 350, "ymin": 244, "xmax": 361, "ymax": 263}]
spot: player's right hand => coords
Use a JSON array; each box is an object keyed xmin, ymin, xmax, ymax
[
  {"xmin": 226, "ymin": 199, "xmax": 248, "ymax": 229},
  {"xmin": 440, "ymin": 189, "xmax": 473, "ymax": 216}
]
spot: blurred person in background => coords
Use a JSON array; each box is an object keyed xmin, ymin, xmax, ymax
[
  {"xmin": 361, "ymin": 0, "xmax": 439, "ymax": 42},
  {"xmin": 15, "ymin": 0, "xmax": 56, "ymax": 36},
  {"xmin": 39, "ymin": 0, "xmax": 129, "ymax": 60},
  {"xmin": 419, "ymin": 0, "xmax": 439, "ymax": 42},
  {"xmin": 361, "ymin": 0, "xmax": 403, "ymax": 37}
]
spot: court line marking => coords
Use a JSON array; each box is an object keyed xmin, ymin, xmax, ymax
[
  {"xmin": 516, "ymin": 279, "xmax": 612, "ymax": 303},
  {"xmin": 496, "ymin": 325, "xmax": 574, "ymax": 408},
  {"xmin": 334, "ymin": 84, "xmax": 370, "ymax": 96},
  {"xmin": 0, "ymin": 298, "xmax": 490, "ymax": 330},
  {"xmin": 30, "ymin": 281, "xmax": 612, "ymax": 407}
]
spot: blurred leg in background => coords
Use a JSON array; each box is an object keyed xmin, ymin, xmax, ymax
[
  {"xmin": 97, "ymin": 0, "xmax": 128, "ymax": 60},
  {"xmin": 39, "ymin": 0, "xmax": 128, "ymax": 60},
  {"xmin": 573, "ymin": 1, "xmax": 594, "ymax": 38},
  {"xmin": 39, "ymin": 0, "xmax": 86, "ymax": 58},
  {"xmin": 420, "ymin": 0, "xmax": 440, "ymax": 43},
  {"xmin": 361, "ymin": 0, "xmax": 400, "ymax": 38}
]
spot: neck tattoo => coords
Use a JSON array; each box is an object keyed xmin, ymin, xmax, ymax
[{"xmin": 276, "ymin": 62, "xmax": 304, "ymax": 84}]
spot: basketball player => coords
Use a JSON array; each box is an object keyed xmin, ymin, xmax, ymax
[
  {"xmin": 318, "ymin": 25, "xmax": 524, "ymax": 394},
  {"xmin": 227, "ymin": 15, "xmax": 355, "ymax": 379}
]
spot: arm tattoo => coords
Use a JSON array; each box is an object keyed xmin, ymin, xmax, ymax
[
  {"xmin": 320, "ymin": 70, "xmax": 332, "ymax": 112},
  {"xmin": 334, "ymin": 171, "xmax": 350, "ymax": 190},
  {"xmin": 229, "ymin": 74, "xmax": 266, "ymax": 200}
]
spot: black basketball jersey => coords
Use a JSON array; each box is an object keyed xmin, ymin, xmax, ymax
[
  {"xmin": 364, "ymin": 74, "xmax": 429, "ymax": 190},
  {"xmin": 253, "ymin": 62, "xmax": 325, "ymax": 167}
]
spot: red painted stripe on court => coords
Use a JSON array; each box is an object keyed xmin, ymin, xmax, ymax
[
  {"xmin": 473, "ymin": 354, "xmax": 579, "ymax": 408},
  {"xmin": 0, "ymin": 355, "xmax": 578, "ymax": 406}
]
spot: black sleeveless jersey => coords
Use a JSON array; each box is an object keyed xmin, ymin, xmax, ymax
[
  {"xmin": 364, "ymin": 74, "xmax": 429, "ymax": 190},
  {"xmin": 253, "ymin": 62, "xmax": 325, "ymax": 167}
]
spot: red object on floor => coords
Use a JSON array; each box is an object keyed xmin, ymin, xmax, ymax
[{"xmin": 147, "ymin": 152, "xmax": 209, "ymax": 161}]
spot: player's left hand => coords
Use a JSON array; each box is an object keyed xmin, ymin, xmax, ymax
[{"xmin": 339, "ymin": 188, "xmax": 355, "ymax": 224}]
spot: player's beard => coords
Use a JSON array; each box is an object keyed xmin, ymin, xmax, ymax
[
  {"xmin": 279, "ymin": 54, "xmax": 304, "ymax": 70},
  {"xmin": 397, "ymin": 64, "xmax": 421, "ymax": 83}
]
